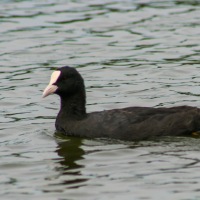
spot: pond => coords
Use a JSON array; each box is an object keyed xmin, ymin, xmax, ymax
[{"xmin": 0, "ymin": 0, "xmax": 200, "ymax": 199}]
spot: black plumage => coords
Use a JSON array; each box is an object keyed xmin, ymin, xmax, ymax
[{"xmin": 43, "ymin": 66, "xmax": 200, "ymax": 141}]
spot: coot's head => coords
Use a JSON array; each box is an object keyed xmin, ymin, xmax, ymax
[{"xmin": 42, "ymin": 66, "xmax": 85, "ymax": 99}]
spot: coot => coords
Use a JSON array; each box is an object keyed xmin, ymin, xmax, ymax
[{"xmin": 43, "ymin": 66, "xmax": 200, "ymax": 140}]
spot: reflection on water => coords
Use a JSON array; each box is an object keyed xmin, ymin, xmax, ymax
[
  {"xmin": 55, "ymin": 136, "xmax": 88, "ymax": 189},
  {"xmin": 56, "ymin": 137, "xmax": 84, "ymax": 170},
  {"xmin": 52, "ymin": 135, "xmax": 200, "ymax": 199},
  {"xmin": 0, "ymin": 0, "xmax": 200, "ymax": 199}
]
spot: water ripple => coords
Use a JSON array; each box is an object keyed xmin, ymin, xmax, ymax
[{"xmin": 0, "ymin": 0, "xmax": 200, "ymax": 199}]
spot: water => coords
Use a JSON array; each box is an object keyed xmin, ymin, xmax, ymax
[{"xmin": 0, "ymin": 0, "xmax": 200, "ymax": 199}]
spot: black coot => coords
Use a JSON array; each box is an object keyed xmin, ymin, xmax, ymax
[{"xmin": 43, "ymin": 66, "xmax": 200, "ymax": 140}]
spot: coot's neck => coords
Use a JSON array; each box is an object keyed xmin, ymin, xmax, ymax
[{"xmin": 58, "ymin": 93, "xmax": 87, "ymax": 120}]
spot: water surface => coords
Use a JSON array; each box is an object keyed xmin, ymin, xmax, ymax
[{"xmin": 0, "ymin": 0, "xmax": 200, "ymax": 199}]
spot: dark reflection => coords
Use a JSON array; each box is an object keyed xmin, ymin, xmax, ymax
[
  {"xmin": 55, "ymin": 132, "xmax": 85, "ymax": 170},
  {"xmin": 54, "ymin": 132, "xmax": 88, "ymax": 188},
  {"xmin": 175, "ymin": 0, "xmax": 200, "ymax": 6}
]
